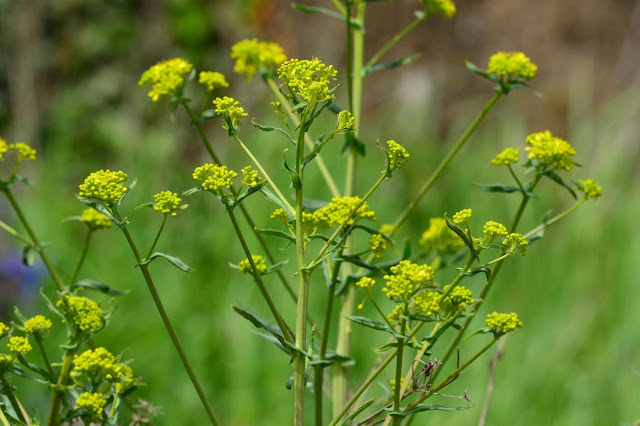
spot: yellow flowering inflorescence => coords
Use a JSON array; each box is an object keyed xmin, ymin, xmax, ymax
[
  {"xmin": 213, "ymin": 96, "xmax": 249, "ymax": 129},
  {"xmin": 441, "ymin": 285, "xmax": 474, "ymax": 316},
  {"xmin": 482, "ymin": 221, "xmax": 508, "ymax": 243},
  {"xmin": 422, "ymin": 0, "xmax": 456, "ymax": 18},
  {"xmin": 241, "ymin": 166, "xmax": 261, "ymax": 188},
  {"xmin": 578, "ymin": 179, "xmax": 602, "ymax": 200},
  {"xmin": 271, "ymin": 208, "xmax": 290, "ymax": 224},
  {"xmin": 138, "ymin": 58, "xmax": 193, "ymax": 101},
  {"xmin": 231, "ymin": 39, "xmax": 287, "ymax": 80},
  {"xmin": 414, "ymin": 291, "xmax": 440, "ymax": 316},
  {"xmin": 419, "ymin": 218, "xmax": 464, "ymax": 252},
  {"xmin": 383, "ymin": 260, "xmax": 434, "ymax": 300},
  {"xmin": 336, "ymin": 110, "xmax": 355, "ymax": 134},
  {"xmin": 0, "ymin": 354, "xmax": 12, "ymax": 368},
  {"xmin": 487, "ymin": 52, "xmax": 537, "ymax": 80},
  {"xmin": 452, "ymin": 208, "xmax": 472, "ymax": 226},
  {"xmin": 387, "ymin": 305, "xmax": 404, "ymax": 324},
  {"xmin": 277, "ymin": 58, "xmax": 337, "ymax": 103},
  {"xmin": 502, "ymin": 233, "xmax": 528, "ymax": 255},
  {"xmin": 72, "ymin": 347, "xmax": 134, "ymax": 391},
  {"xmin": 0, "ymin": 137, "xmax": 7, "ymax": 160},
  {"xmin": 369, "ymin": 234, "xmax": 387, "ymax": 259},
  {"xmin": 356, "ymin": 276, "xmax": 376, "ymax": 290},
  {"xmin": 386, "ymin": 140, "xmax": 410, "ymax": 169},
  {"xmin": 193, "ymin": 163, "xmax": 238, "ymax": 193},
  {"xmin": 199, "ymin": 71, "xmax": 229, "ymax": 92},
  {"xmin": 76, "ymin": 392, "xmax": 107, "ymax": 419},
  {"xmin": 238, "ymin": 255, "xmax": 268, "ymax": 275},
  {"xmin": 9, "ymin": 142, "xmax": 37, "ymax": 162},
  {"xmin": 7, "ymin": 336, "xmax": 32, "ymax": 355},
  {"xmin": 0, "ymin": 322, "xmax": 9, "ymax": 338},
  {"xmin": 491, "ymin": 147, "xmax": 520, "ymax": 166},
  {"xmin": 57, "ymin": 296, "xmax": 104, "ymax": 332},
  {"xmin": 81, "ymin": 208, "xmax": 112, "ymax": 230},
  {"xmin": 153, "ymin": 191, "xmax": 183, "ymax": 217},
  {"xmin": 525, "ymin": 131, "xmax": 576, "ymax": 171},
  {"xmin": 24, "ymin": 315, "xmax": 52, "ymax": 335},
  {"xmin": 78, "ymin": 170, "xmax": 129, "ymax": 204},
  {"xmin": 312, "ymin": 196, "xmax": 376, "ymax": 228},
  {"xmin": 485, "ymin": 312, "xmax": 523, "ymax": 336}
]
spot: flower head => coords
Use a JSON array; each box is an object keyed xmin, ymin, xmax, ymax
[
  {"xmin": 383, "ymin": 260, "xmax": 434, "ymax": 300},
  {"xmin": 231, "ymin": 39, "xmax": 287, "ymax": 80},
  {"xmin": 76, "ymin": 392, "xmax": 107, "ymax": 420},
  {"xmin": 238, "ymin": 255, "xmax": 267, "ymax": 275},
  {"xmin": 369, "ymin": 234, "xmax": 387, "ymax": 259},
  {"xmin": 387, "ymin": 305, "xmax": 405, "ymax": 324},
  {"xmin": 422, "ymin": 0, "xmax": 456, "ymax": 18},
  {"xmin": 312, "ymin": 196, "xmax": 376, "ymax": 228},
  {"xmin": 24, "ymin": 315, "xmax": 53, "ymax": 335},
  {"xmin": 213, "ymin": 96, "xmax": 249, "ymax": 130},
  {"xmin": 199, "ymin": 71, "xmax": 229, "ymax": 92},
  {"xmin": 153, "ymin": 191, "xmax": 184, "ymax": 217},
  {"xmin": 441, "ymin": 285, "xmax": 473, "ymax": 316},
  {"xmin": 525, "ymin": 131, "xmax": 576, "ymax": 171},
  {"xmin": 78, "ymin": 170, "xmax": 129, "ymax": 205},
  {"xmin": 482, "ymin": 221, "xmax": 508, "ymax": 244},
  {"xmin": 9, "ymin": 142, "xmax": 36, "ymax": 162},
  {"xmin": 487, "ymin": 52, "xmax": 537, "ymax": 80},
  {"xmin": 356, "ymin": 276, "xmax": 376, "ymax": 291},
  {"xmin": 0, "ymin": 322, "xmax": 9, "ymax": 338},
  {"xmin": 452, "ymin": 208, "xmax": 472, "ymax": 226},
  {"xmin": 7, "ymin": 336, "xmax": 32, "ymax": 355},
  {"xmin": 485, "ymin": 312, "xmax": 523, "ymax": 336},
  {"xmin": 419, "ymin": 217, "xmax": 464, "ymax": 252},
  {"xmin": 0, "ymin": 354, "xmax": 12, "ymax": 369},
  {"xmin": 502, "ymin": 233, "xmax": 528, "ymax": 255},
  {"xmin": 335, "ymin": 110, "xmax": 355, "ymax": 134},
  {"xmin": 192, "ymin": 163, "xmax": 238, "ymax": 193},
  {"xmin": 491, "ymin": 147, "xmax": 520, "ymax": 166},
  {"xmin": 578, "ymin": 179, "xmax": 602, "ymax": 200},
  {"xmin": 72, "ymin": 347, "xmax": 135, "ymax": 391},
  {"xmin": 241, "ymin": 166, "xmax": 261, "ymax": 188},
  {"xmin": 271, "ymin": 208, "xmax": 290, "ymax": 224},
  {"xmin": 0, "ymin": 137, "xmax": 7, "ymax": 160},
  {"xmin": 277, "ymin": 58, "xmax": 337, "ymax": 104},
  {"xmin": 81, "ymin": 208, "xmax": 112, "ymax": 230},
  {"xmin": 138, "ymin": 58, "xmax": 193, "ymax": 101},
  {"xmin": 414, "ymin": 291, "xmax": 440, "ymax": 316},
  {"xmin": 386, "ymin": 140, "xmax": 410, "ymax": 169},
  {"xmin": 57, "ymin": 296, "xmax": 104, "ymax": 332}
]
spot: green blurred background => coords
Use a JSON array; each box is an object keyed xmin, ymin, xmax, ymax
[{"xmin": 1, "ymin": 0, "xmax": 639, "ymax": 424}]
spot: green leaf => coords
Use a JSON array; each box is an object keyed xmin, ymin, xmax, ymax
[
  {"xmin": 344, "ymin": 315, "xmax": 407, "ymax": 339},
  {"xmin": 337, "ymin": 255, "xmax": 378, "ymax": 271},
  {"xmin": 75, "ymin": 196, "xmax": 123, "ymax": 229},
  {"xmin": 22, "ymin": 245, "xmax": 37, "ymax": 267},
  {"xmin": 543, "ymin": 170, "xmax": 577, "ymax": 199},
  {"xmin": 373, "ymin": 339, "xmax": 423, "ymax": 353},
  {"xmin": 61, "ymin": 215, "xmax": 83, "ymax": 223},
  {"xmin": 365, "ymin": 53, "xmax": 422, "ymax": 76},
  {"xmin": 341, "ymin": 133, "xmax": 365, "ymax": 156},
  {"xmin": 232, "ymin": 181, "xmax": 269, "ymax": 208},
  {"xmin": 465, "ymin": 326, "xmax": 493, "ymax": 339},
  {"xmin": 40, "ymin": 288, "xmax": 65, "ymax": 321},
  {"xmin": 291, "ymin": 4, "xmax": 363, "ymax": 31},
  {"xmin": 182, "ymin": 186, "xmax": 204, "ymax": 197},
  {"xmin": 135, "ymin": 202, "xmax": 155, "ymax": 210},
  {"xmin": 474, "ymin": 183, "xmax": 534, "ymax": 197},
  {"xmin": 465, "ymin": 60, "xmax": 500, "ymax": 83},
  {"xmin": 117, "ymin": 177, "xmax": 137, "ymax": 206},
  {"xmin": 423, "ymin": 313, "xmax": 460, "ymax": 343},
  {"xmin": 135, "ymin": 252, "xmax": 194, "ymax": 272},
  {"xmin": 461, "ymin": 266, "xmax": 492, "ymax": 281},
  {"xmin": 390, "ymin": 404, "xmax": 471, "ymax": 417},
  {"xmin": 265, "ymin": 260, "xmax": 288, "ymax": 275},
  {"xmin": 11, "ymin": 174, "xmax": 35, "ymax": 187},
  {"xmin": 444, "ymin": 215, "xmax": 478, "ymax": 259},
  {"xmin": 252, "ymin": 119, "xmax": 296, "ymax": 145},
  {"xmin": 200, "ymin": 109, "xmax": 217, "ymax": 120},
  {"xmin": 71, "ymin": 279, "xmax": 128, "ymax": 296},
  {"xmin": 343, "ymin": 398, "xmax": 376, "ymax": 425},
  {"xmin": 255, "ymin": 227, "xmax": 296, "ymax": 243},
  {"xmin": 230, "ymin": 305, "xmax": 290, "ymax": 352}
]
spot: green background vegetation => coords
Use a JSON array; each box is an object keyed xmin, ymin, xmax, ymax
[{"xmin": 1, "ymin": 1, "xmax": 638, "ymax": 424}]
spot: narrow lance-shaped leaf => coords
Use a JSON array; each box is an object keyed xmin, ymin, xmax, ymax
[
  {"xmin": 135, "ymin": 252, "xmax": 194, "ymax": 272},
  {"xmin": 364, "ymin": 53, "xmax": 423, "ymax": 76},
  {"xmin": 291, "ymin": 4, "xmax": 364, "ymax": 31}
]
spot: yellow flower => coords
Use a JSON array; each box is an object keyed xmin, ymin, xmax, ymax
[
  {"xmin": 192, "ymin": 163, "xmax": 237, "ymax": 193},
  {"xmin": 452, "ymin": 208, "xmax": 472, "ymax": 226},
  {"xmin": 238, "ymin": 255, "xmax": 267, "ymax": 274},
  {"xmin": 153, "ymin": 190, "xmax": 184, "ymax": 217},
  {"xmin": 335, "ymin": 110, "xmax": 355, "ymax": 134},
  {"xmin": 271, "ymin": 208, "xmax": 290, "ymax": 224},
  {"xmin": 81, "ymin": 208, "xmax": 112, "ymax": 230},
  {"xmin": 502, "ymin": 233, "xmax": 528, "ymax": 255},
  {"xmin": 24, "ymin": 315, "xmax": 53, "ymax": 335},
  {"xmin": 491, "ymin": 147, "xmax": 520, "ymax": 166},
  {"xmin": 199, "ymin": 71, "xmax": 229, "ymax": 92},
  {"xmin": 482, "ymin": 221, "xmax": 508, "ymax": 244},
  {"xmin": 414, "ymin": 291, "xmax": 440, "ymax": 316},
  {"xmin": 419, "ymin": 217, "xmax": 464, "ymax": 252},
  {"xmin": 213, "ymin": 96, "xmax": 249, "ymax": 129},
  {"xmin": 231, "ymin": 39, "xmax": 287, "ymax": 80},
  {"xmin": 369, "ymin": 234, "xmax": 387, "ymax": 259},
  {"xmin": 138, "ymin": 58, "xmax": 193, "ymax": 101},
  {"xmin": 485, "ymin": 312, "xmax": 523, "ymax": 336},
  {"xmin": 441, "ymin": 285, "xmax": 473, "ymax": 316},
  {"xmin": 386, "ymin": 140, "xmax": 410, "ymax": 169},
  {"xmin": 241, "ymin": 166, "xmax": 261, "ymax": 188},
  {"xmin": 9, "ymin": 142, "xmax": 37, "ymax": 162},
  {"xmin": 0, "ymin": 322, "xmax": 9, "ymax": 338},
  {"xmin": 78, "ymin": 170, "xmax": 129, "ymax": 204},
  {"xmin": 57, "ymin": 296, "xmax": 104, "ymax": 332},
  {"xmin": 7, "ymin": 336, "xmax": 32, "ymax": 355},
  {"xmin": 383, "ymin": 260, "xmax": 434, "ymax": 300},
  {"xmin": 72, "ymin": 347, "xmax": 135, "ymax": 392},
  {"xmin": 0, "ymin": 137, "xmax": 9, "ymax": 160},
  {"xmin": 76, "ymin": 392, "xmax": 107, "ymax": 419},
  {"xmin": 387, "ymin": 305, "xmax": 404, "ymax": 324},
  {"xmin": 525, "ymin": 130, "xmax": 576, "ymax": 171},
  {"xmin": 422, "ymin": 0, "xmax": 456, "ymax": 18},
  {"xmin": 487, "ymin": 52, "xmax": 537, "ymax": 80},
  {"xmin": 277, "ymin": 58, "xmax": 337, "ymax": 104},
  {"xmin": 578, "ymin": 179, "xmax": 602, "ymax": 200},
  {"xmin": 312, "ymin": 196, "xmax": 376, "ymax": 228},
  {"xmin": 355, "ymin": 277, "xmax": 376, "ymax": 290}
]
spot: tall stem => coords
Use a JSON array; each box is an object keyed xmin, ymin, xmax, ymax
[
  {"xmin": 47, "ymin": 350, "xmax": 75, "ymax": 426},
  {"xmin": 146, "ymin": 214, "xmax": 167, "ymax": 260},
  {"xmin": 391, "ymin": 319, "xmax": 407, "ymax": 426},
  {"xmin": 70, "ymin": 230, "xmax": 92, "ymax": 284}
]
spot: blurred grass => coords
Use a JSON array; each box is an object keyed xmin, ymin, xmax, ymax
[{"xmin": 1, "ymin": 2, "xmax": 639, "ymax": 425}]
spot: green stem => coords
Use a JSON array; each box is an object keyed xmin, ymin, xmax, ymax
[
  {"xmin": 225, "ymin": 205, "xmax": 294, "ymax": 343},
  {"xmin": 47, "ymin": 349, "xmax": 75, "ymax": 426},
  {"xmin": 523, "ymin": 198, "xmax": 586, "ymax": 240},
  {"xmin": 2, "ymin": 187, "xmax": 66, "ymax": 290},
  {"xmin": 391, "ymin": 319, "xmax": 407, "ymax": 426},
  {"xmin": 118, "ymin": 223, "xmax": 219, "ymax": 425},
  {"xmin": 329, "ymin": 0, "xmax": 346, "ymax": 16},
  {"xmin": 182, "ymin": 102, "xmax": 222, "ymax": 164},
  {"xmin": 35, "ymin": 334, "xmax": 56, "ymax": 379},
  {"xmin": 264, "ymin": 77, "xmax": 341, "ymax": 198},
  {"xmin": 365, "ymin": 14, "xmax": 425, "ymax": 70},
  {"xmin": 0, "ymin": 403, "xmax": 10, "ymax": 426},
  {"xmin": 1, "ymin": 374, "xmax": 27, "ymax": 424},
  {"xmin": 0, "ymin": 219, "xmax": 33, "ymax": 246},
  {"xmin": 146, "ymin": 214, "xmax": 167, "ymax": 260},
  {"xmin": 70, "ymin": 230, "xmax": 93, "ymax": 284}
]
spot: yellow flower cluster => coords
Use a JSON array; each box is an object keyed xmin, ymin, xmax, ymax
[
  {"xmin": 578, "ymin": 179, "xmax": 602, "ymax": 200},
  {"xmin": 525, "ymin": 131, "xmax": 576, "ymax": 171},
  {"xmin": 192, "ymin": 163, "xmax": 238, "ymax": 192},
  {"xmin": 24, "ymin": 315, "xmax": 52, "ymax": 335},
  {"xmin": 336, "ymin": 110, "xmax": 355, "ymax": 134},
  {"xmin": 423, "ymin": 0, "xmax": 456, "ymax": 18},
  {"xmin": 78, "ymin": 170, "xmax": 129, "ymax": 204},
  {"xmin": 414, "ymin": 291, "xmax": 440, "ymax": 316},
  {"xmin": 452, "ymin": 208, "xmax": 472, "ymax": 226},
  {"xmin": 271, "ymin": 208, "xmax": 290, "ymax": 224},
  {"xmin": 138, "ymin": 58, "xmax": 193, "ymax": 101},
  {"xmin": 485, "ymin": 312, "xmax": 523, "ymax": 336},
  {"xmin": 153, "ymin": 190, "xmax": 183, "ymax": 217},
  {"xmin": 213, "ymin": 96, "xmax": 249, "ymax": 128},
  {"xmin": 9, "ymin": 142, "xmax": 37, "ymax": 162},
  {"xmin": 76, "ymin": 392, "xmax": 107, "ymax": 419},
  {"xmin": 502, "ymin": 233, "xmax": 528, "ymax": 255},
  {"xmin": 277, "ymin": 58, "xmax": 337, "ymax": 103},
  {"xmin": 81, "ymin": 208, "xmax": 112, "ymax": 230},
  {"xmin": 241, "ymin": 166, "xmax": 261, "ymax": 188},
  {"xmin": 356, "ymin": 276, "xmax": 376, "ymax": 290},
  {"xmin": 482, "ymin": 221, "xmax": 508, "ymax": 242},
  {"xmin": 369, "ymin": 234, "xmax": 387, "ymax": 259},
  {"xmin": 386, "ymin": 140, "xmax": 410, "ymax": 169},
  {"xmin": 57, "ymin": 296, "xmax": 104, "ymax": 332},
  {"xmin": 231, "ymin": 38, "xmax": 287, "ymax": 80},
  {"xmin": 491, "ymin": 147, "xmax": 520, "ymax": 166},
  {"xmin": 7, "ymin": 336, "xmax": 32, "ymax": 355},
  {"xmin": 383, "ymin": 260, "xmax": 434, "ymax": 300},
  {"xmin": 387, "ymin": 305, "xmax": 404, "ymax": 323},
  {"xmin": 199, "ymin": 71, "xmax": 229, "ymax": 92},
  {"xmin": 72, "ymin": 347, "xmax": 135, "ymax": 391},
  {"xmin": 312, "ymin": 196, "xmax": 376, "ymax": 228},
  {"xmin": 238, "ymin": 255, "xmax": 267, "ymax": 274},
  {"xmin": 0, "ymin": 137, "xmax": 7, "ymax": 160},
  {"xmin": 419, "ymin": 217, "xmax": 464, "ymax": 252},
  {"xmin": 487, "ymin": 52, "xmax": 537, "ymax": 80},
  {"xmin": 441, "ymin": 285, "xmax": 473, "ymax": 316},
  {"xmin": 0, "ymin": 322, "xmax": 9, "ymax": 338},
  {"xmin": 0, "ymin": 354, "xmax": 12, "ymax": 368}
]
